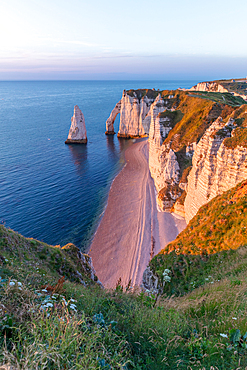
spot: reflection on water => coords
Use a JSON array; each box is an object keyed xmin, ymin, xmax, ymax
[
  {"xmin": 68, "ymin": 144, "xmax": 88, "ymax": 177},
  {"xmin": 118, "ymin": 137, "xmax": 130, "ymax": 152},
  {"xmin": 106, "ymin": 135, "xmax": 117, "ymax": 159}
]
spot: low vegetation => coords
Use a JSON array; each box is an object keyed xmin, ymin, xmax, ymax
[
  {"xmin": 149, "ymin": 180, "xmax": 247, "ymax": 296},
  {"xmin": 1, "ymin": 204, "xmax": 247, "ymax": 369}
]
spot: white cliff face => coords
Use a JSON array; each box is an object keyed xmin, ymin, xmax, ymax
[
  {"xmin": 105, "ymin": 90, "xmax": 157, "ymax": 137},
  {"xmin": 105, "ymin": 100, "xmax": 121, "ymax": 134},
  {"xmin": 65, "ymin": 105, "xmax": 87, "ymax": 144},
  {"xmin": 118, "ymin": 92, "xmax": 145, "ymax": 137},
  {"xmin": 148, "ymin": 96, "xmax": 180, "ymax": 194},
  {"xmin": 184, "ymin": 118, "xmax": 247, "ymax": 223},
  {"xmin": 190, "ymin": 82, "xmax": 228, "ymax": 93}
]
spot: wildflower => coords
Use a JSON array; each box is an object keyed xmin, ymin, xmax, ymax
[
  {"xmin": 41, "ymin": 289, "xmax": 47, "ymax": 293},
  {"xmin": 9, "ymin": 281, "xmax": 15, "ymax": 286},
  {"xmin": 232, "ymin": 317, "xmax": 237, "ymax": 320},
  {"xmin": 163, "ymin": 269, "xmax": 171, "ymax": 275},
  {"xmin": 220, "ymin": 333, "xmax": 228, "ymax": 338},
  {"xmin": 46, "ymin": 303, "xmax": 53, "ymax": 308},
  {"xmin": 17, "ymin": 282, "xmax": 22, "ymax": 286},
  {"xmin": 163, "ymin": 275, "xmax": 171, "ymax": 282},
  {"xmin": 69, "ymin": 304, "xmax": 77, "ymax": 311}
]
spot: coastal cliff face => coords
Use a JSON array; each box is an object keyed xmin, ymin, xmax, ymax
[
  {"xmin": 190, "ymin": 80, "xmax": 247, "ymax": 101},
  {"xmin": 184, "ymin": 116, "xmax": 247, "ymax": 222},
  {"xmin": 148, "ymin": 95, "xmax": 181, "ymax": 209},
  {"xmin": 65, "ymin": 105, "xmax": 87, "ymax": 144},
  {"xmin": 105, "ymin": 89, "xmax": 159, "ymax": 137},
  {"xmin": 107, "ymin": 84, "xmax": 247, "ymax": 217},
  {"xmin": 147, "ymin": 90, "xmax": 231, "ymax": 211},
  {"xmin": 190, "ymin": 82, "xmax": 228, "ymax": 93}
]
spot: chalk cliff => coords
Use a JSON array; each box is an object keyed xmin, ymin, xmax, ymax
[
  {"xmin": 107, "ymin": 85, "xmax": 247, "ymax": 219},
  {"xmin": 190, "ymin": 81, "xmax": 228, "ymax": 93},
  {"xmin": 65, "ymin": 105, "xmax": 87, "ymax": 144},
  {"xmin": 148, "ymin": 95, "xmax": 181, "ymax": 209},
  {"xmin": 105, "ymin": 89, "xmax": 159, "ymax": 137},
  {"xmin": 184, "ymin": 116, "xmax": 247, "ymax": 223}
]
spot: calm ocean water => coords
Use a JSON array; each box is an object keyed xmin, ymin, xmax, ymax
[{"xmin": 0, "ymin": 80, "xmax": 198, "ymax": 250}]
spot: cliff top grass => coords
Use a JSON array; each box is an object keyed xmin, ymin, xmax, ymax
[
  {"xmin": 222, "ymin": 105, "xmax": 247, "ymax": 148},
  {"xmin": 217, "ymin": 79, "xmax": 247, "ymax": 96},
  {"xmin": 0, "ymin": 225, "xmax": 98, "ymax": 287},
  {"xmin": 1, "ymin": 224, "xmax": 247, "ymax": 369},
  {"xmin": 162, "ymin": 91, "xmax": 235, "ymax": 152},
  {"xmin": 149, "ymin": 180, "xmax": 247, "ymax": 298},
  {"xmin": 125, "ymin": 88, "xmax": 159, "ymax": 101},
  {"xmin": 188, "ymin": 91, "xmax": 247, "ymax": 106}
]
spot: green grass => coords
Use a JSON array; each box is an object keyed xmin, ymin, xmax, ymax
[
  {"xmin": 1, "ymin": 221, "xmax": 247, "ymax": 369},
  {"xmin": 148, "ymin": 180, "xmax": 247, "ymax": 297},
  {"xmin": 0, "ymin": 225, "xmax": 99, "ymax": 287},
  {"xmin": 188, "ymin": 91, "xmax": 247, "ymax": 107}
]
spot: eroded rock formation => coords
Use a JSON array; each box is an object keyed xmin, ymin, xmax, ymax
[
  {"xmin": 105, "ymin": 89, "xmax": 158, "ymax": 137},
  {"xmin": 105, "ymin": 101, "xmax": 121, "ymax": 134},
  {"xmin": 65, "ymin": 105, "xmax": 87, "ymax": 144},
  {"xmin": 184, "ymin": 117, "xmax": 247, "ymax": 222}
]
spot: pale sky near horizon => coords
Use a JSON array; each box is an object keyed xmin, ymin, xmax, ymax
[{"xmin": 1, "ymin": 0, "xmax": 247, "ymax": 80}]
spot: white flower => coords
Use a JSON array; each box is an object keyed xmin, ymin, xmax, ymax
[
  {"xmin": 17, "ymin": 282, "xmax": 22, "ymax": 286},
  {"xmin": 41, "ymin": 289, "xmax": 47, "ymax": 292},
  {"xmin": 232, "ymin": 317, "xmax": 237, "ymax": 320},
  {"xmin": 9, "ymin": 281, "xmax": 15, "ymax": 286},
  {"xmin": 70, "ymin": 298, "xmax": 76, "ymax": 303},
  {"xmin": 163, "ymin": 276, "xmax": 171, "ymax": 282},
  {"xmin": 69, "ymin": 304, "xmax": 77, "ymax": 310},
  {"xmin": 220, "ymin": 333, "xmax": 228, "ymax": 338},
  {"xmin": 163, "ymin": 269, "xmax": 171, "ymax": 275},
  {"xmin": 46, "ymin": 303, "xmax": 53, "ymax": 308}
]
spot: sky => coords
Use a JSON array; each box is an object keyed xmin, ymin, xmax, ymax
[{"xmin": 1, "ymin": 0, "xmax": 247, "ymax": 80}]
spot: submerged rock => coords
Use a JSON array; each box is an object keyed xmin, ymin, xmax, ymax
[{"xmin": 65, "ymin": 105, "xmax": 87, "ymax": 144}]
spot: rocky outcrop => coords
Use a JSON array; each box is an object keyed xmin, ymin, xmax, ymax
[
  {"xmin": 105, "ymin": 90, "xmax": 158, "ymax": 138},
  {"xmin": 62, "ymin": 243, "xmax": 103, "ymax": 288},
  {"xmin": 65, "ymin": 105, "xmax": 87, "ymax": 144},
  {"xmin": 142, "ymin": 266, "xmax": 159, "ymax": 293},
  {"xmin": 190, "ymin": 82, "xmax": 228, "ymax": 93},
  {"xmin": 105, "ymin": 101, "xmax": 121, "ymax": 134},
  {"xmin": 184, "ymin": 117, "xmax": 247, "ymax": 222}
]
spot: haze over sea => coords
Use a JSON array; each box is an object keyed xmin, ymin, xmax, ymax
[{"xmin": 0, "ymin": 80, "xmax": 197, "ymax": 250}]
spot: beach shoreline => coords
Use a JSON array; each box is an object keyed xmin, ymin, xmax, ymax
[{"xmin": 89, "ymin": 139, "xmax": 186, "ymax": 289}]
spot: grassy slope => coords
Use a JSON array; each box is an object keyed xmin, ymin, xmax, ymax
[
  {"xmin": 149, "ymin": 180, "xmax": 247, "ymax": 296},
  {"xmin": 0, "ymin": 225, "xmax": 98, "ymax": 286},
  {"xmin": 1, "ymin": 223, "xmax": 247, "ymax": 369}
]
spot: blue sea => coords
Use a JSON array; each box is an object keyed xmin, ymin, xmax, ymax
[{"xmin": 0, "ymin": 80, "xmax": 198, "ymax": 250}]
